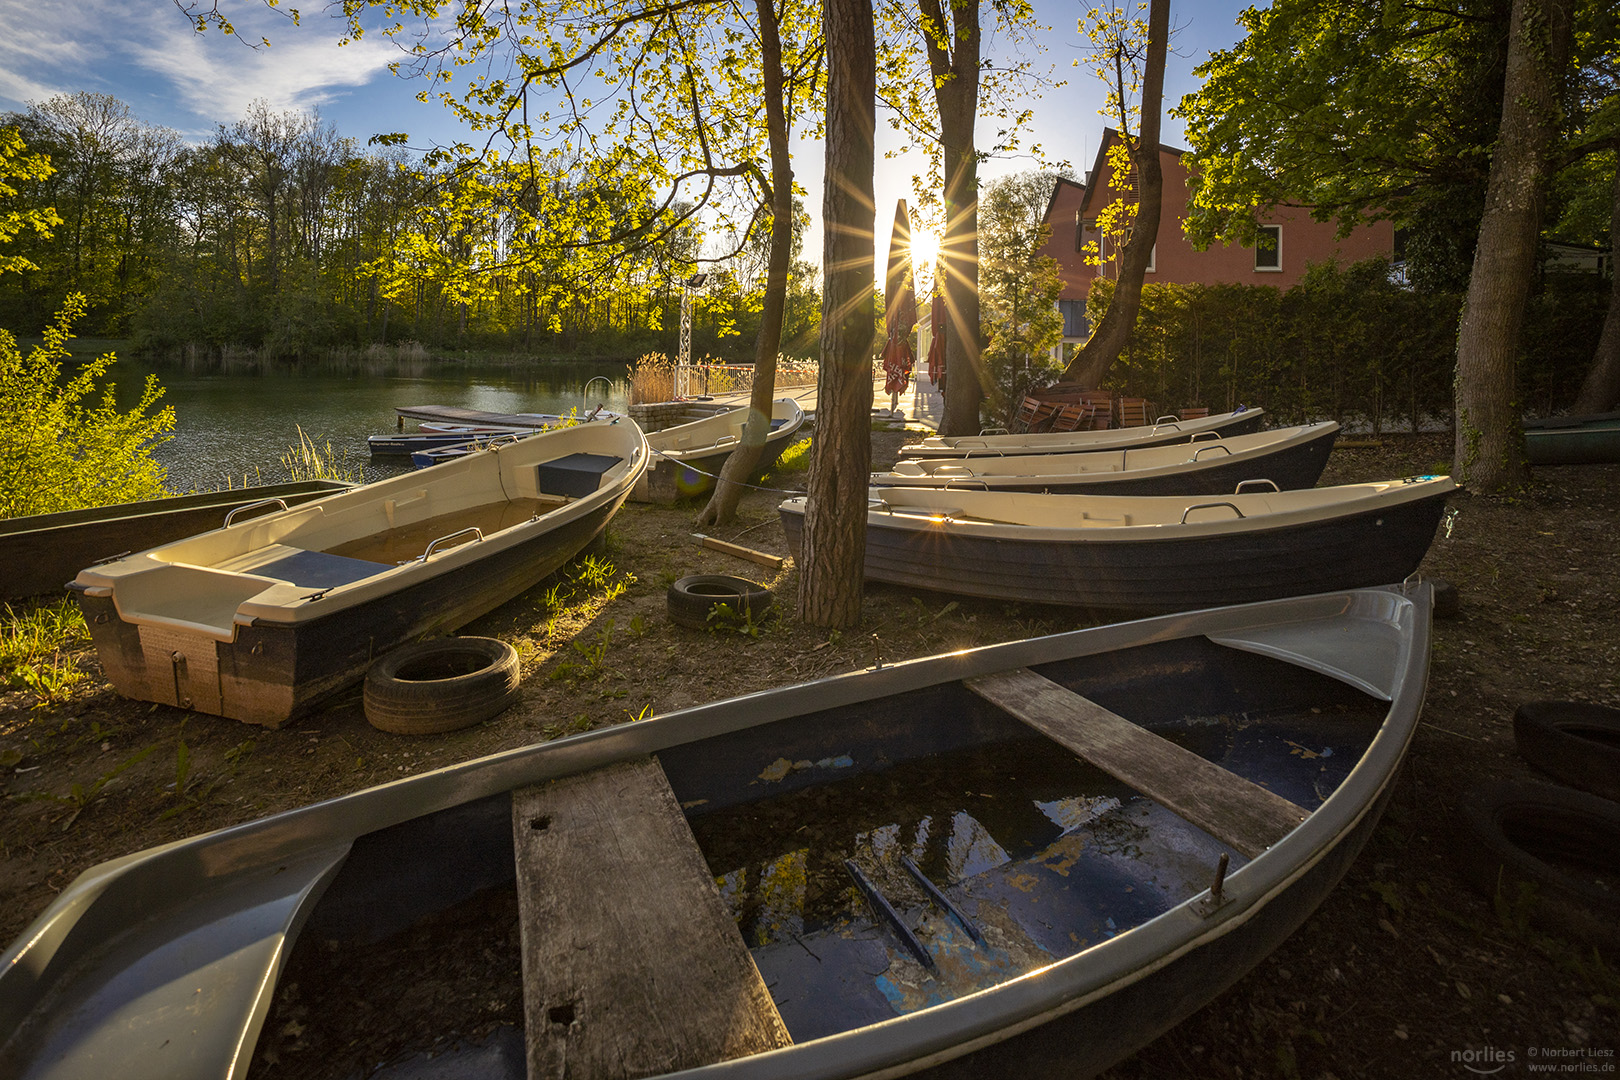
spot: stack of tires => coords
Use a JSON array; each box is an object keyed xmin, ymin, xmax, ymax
[{"xmin": 1457, "ymin": 702, "xmax": 1620, "ymax": 954}]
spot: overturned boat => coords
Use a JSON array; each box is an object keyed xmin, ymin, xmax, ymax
[
  {"xmin": 873, "ymin": 422, "xmax": 1337, "ymax": 496},
  {"xmin": 0, "ymin": 586, "xmax": 1432, "ymax": 1080},
  {"xmin": 901, "ymin": 406, "xmax": 1267, "ymax": 459},
  {"xmin": 69, "ymin": 420, "xmax": 647, "ymax": 726},
  {"xmin": 781, "ymin": 476, "xmax": 1453, "ymax": 613}
]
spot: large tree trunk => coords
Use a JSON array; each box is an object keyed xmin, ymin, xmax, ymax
[
  {"xmin": 1453, "ymin": 0, "xmax": 1571, "ymax": 491},
  {"xmin": 697, "ymin": 0, "xmax": 795, "ymax": 526},
  {"xmin": 1572, "ymin": 157, "xmax": 1620, "ymax": 413},
  {"xmin": 798, "ymin": 0, "xmax": 875, "ymax": 629},
  {"xmin": 918, "ymin": 0, "xmax": 983, "ymax": 437},
  {"xmin": 1063, "ymin": 0, "xmax": 1169, "ymax": 389}
]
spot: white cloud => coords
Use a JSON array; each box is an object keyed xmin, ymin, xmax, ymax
[
  {"xmin": 125, "ymin": 5, "xmax": 401, "ymax": 123},
  {"xmin": 0, "ymin": 0, "xmax": 402, "ymax": 126}
]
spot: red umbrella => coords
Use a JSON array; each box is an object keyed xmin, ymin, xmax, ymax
[
  {"xmin": 882, "ymin": 200, "xmax": 918, "ymax": 397},
  {"xmin": 925, "ymin": 288, "xmax": 945, "ymax": 389}
]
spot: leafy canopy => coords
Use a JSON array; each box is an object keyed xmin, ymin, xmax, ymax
[
  {"xmin": 0, "ymin": 127, "xmax": 63, "ymax": 277},
  {"xmin": 0, "ymin": 294, "xmax": 174, "ymax": 518},
  {"xmin": 1175, "ymin": 0, "xmax": 1511, "ymax": 252}
]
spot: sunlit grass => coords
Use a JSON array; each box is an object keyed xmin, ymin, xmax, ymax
[
  {"xmin": 282, "ymin": 425, "xmax": 360, "ymax": 483},
  {"xmin": 2, "ymin": 599, "xmax": 91, "ymax": 706}
]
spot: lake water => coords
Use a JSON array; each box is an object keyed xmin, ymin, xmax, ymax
[{"xmin": 102, "ymin": 359, "xmax": 631, "ymax": 493}]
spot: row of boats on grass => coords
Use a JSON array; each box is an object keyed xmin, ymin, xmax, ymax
[{"xmin": 0, "ymin": 403, "xmax": 1458, "ymax": 1080}]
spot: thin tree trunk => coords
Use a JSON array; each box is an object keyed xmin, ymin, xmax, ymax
[
  {"xmin": 1063, "ymin": 0, "xmax": 1169, "ymax": 389},
  {"xmin": 1573, "ymin": 157, "xmax": 1620, "ymax": 413},
  {"xmin": 698, "ymin": 0, "xmax": 794, "ymax": 527},
  {"xmin": 798, "ymin": 0, "xmax": 875, "ymax": 629},
  {"xmin": 1453, "ymin": 0, "xmax": 1571, "ymax": 491},
  {"xmin": 919, "ymin": 0, "xmax": 983, "ymax": 436}
]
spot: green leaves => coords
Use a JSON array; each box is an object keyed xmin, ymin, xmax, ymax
[{"xmin": 0, "ymin": 295, "xmax": 175, "ymax": 519}]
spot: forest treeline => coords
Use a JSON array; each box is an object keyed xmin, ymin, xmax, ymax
[{"xmin": 0, "ymin": 93, "xmax": 823, "ymax": 362}]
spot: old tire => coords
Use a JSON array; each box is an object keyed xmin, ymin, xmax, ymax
[
  {"xmin": 667, "ymin": 574, "xmax": 772, "ymax": 630},
  {"xmin": 1455, "ymin": 781, "xmax": 1620, "ymax": 952},
  {"xmin": 364, "ymin": 637, "xmax": 521, "ymax": 735},
  {"xmin": 1513, "ymin": 701, "xmax": 1620, "ymax": 802}
]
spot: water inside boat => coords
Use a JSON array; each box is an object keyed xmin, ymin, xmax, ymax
[{"xmin": 248, "ymin": 639, "xmax": 1387, "ymax": 1079}]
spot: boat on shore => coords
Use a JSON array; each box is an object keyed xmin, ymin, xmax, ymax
[
  {"xmin": 644, "ymin": 398, "xmax": 806, "ymax": 498},
  {"xmin": 0, "ymin": 585, "xmax": 1433, "ymax": 1080},
  {"xmin": 1523, "ymin": 412, "xmax": 1620, "ymax": 465},
  {"xmin": 69, "ymin": 420, "xmax": 647, "ymax": 726},
  {"xmin": 873, "ymin": 422, "xmax": 1338, "ymax": 496},
  {"xmin": 901, "ymin": 406, "xmax": 1267, "ymax": 459},
  {"xmin": 780, "ymin": 476, "xmax": 1453, "ymax": 613},
  {"xmin": 0, "ymin": 481, "xmax": 354, "ymax": 602}
]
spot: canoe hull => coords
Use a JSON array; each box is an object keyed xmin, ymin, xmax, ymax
[
  {"xmin": 1524, "ymin": 419, "xmax": 1620, "ymax": 465},
  {"xmin": 0, "ymin": 481, "xmax": 353, "ymax": 602},
  {"xmin": 780, "ymin": 489, "xmax": 1449, "ymax": 613}
]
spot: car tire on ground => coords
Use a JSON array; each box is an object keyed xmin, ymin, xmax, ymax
[
  {"xmin": 1455, "ymin": 780, "xmax": 1620, "ymax": 952},
  {"xmin": 364, "ymin": 636, "xmax": 522, "ymax": 735},
  {"xmin": 667, "ymin": 574, "xmax": 773, "ymax": 630},
  {"xmin": 1513, "ymin": 701, "xmax": 1620, "ymax": 802}
]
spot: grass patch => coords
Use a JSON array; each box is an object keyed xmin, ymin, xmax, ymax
[{"xmin": 2, "ymin": 599, "xmax": 91, "ymax": 705}]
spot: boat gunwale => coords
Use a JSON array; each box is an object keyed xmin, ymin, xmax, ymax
[
  {"xmin": 0, "ymin": 587, "xmax": 1431, "ymax": 1080},
  {"xmin": 872, "ymin": 422, "xmax": 1336, "ymax": 488},
  {"xmin": 784, "ymin": 476, "xmax": 1454, "ymax": 542},
  {"xmin": 900, "ymin": 407, "xmax": 1267, "ymax": 457},
  {"xmin": 645, "ymin": 398, "xmax": 806, "ymax": 464}
]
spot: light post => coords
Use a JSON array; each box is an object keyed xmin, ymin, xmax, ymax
[{"xmin": 677, "ymin": 273, "xmax": 708, "ymax": 398}]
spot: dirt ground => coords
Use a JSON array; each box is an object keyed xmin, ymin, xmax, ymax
[{"xmin": 1, "ymin": 423, "xmax": 1616, "ymax": 1079}]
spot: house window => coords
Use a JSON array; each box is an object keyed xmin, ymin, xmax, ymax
[
  {"xmin": 1255, "ymin": 225, "xmax": 1282, "ymax": 271},
  {"xmin": 1059, "ymin": 299, "xmax": 1089, "ymax": 338}
]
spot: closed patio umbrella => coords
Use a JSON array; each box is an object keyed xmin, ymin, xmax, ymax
[{"xmin": 882, "ymin": 200, "xmax": 918, "ymax": 407}]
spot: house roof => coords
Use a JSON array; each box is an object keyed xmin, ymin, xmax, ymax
[{"xmin": 1076, "ymin": 127, "xmax": 1188, "ymax": 217}]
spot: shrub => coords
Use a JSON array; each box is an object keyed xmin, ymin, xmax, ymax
[{"xmin": 0, "ymin": 294, "xmax": 175, "ymax": 518}]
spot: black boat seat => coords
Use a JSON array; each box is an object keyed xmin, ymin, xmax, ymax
[
  {"xmin": 536, "ymin": 453, "xmax": 623, "ymax": 499},
  {"xmin": 229, "ymin": 546, "xmax": 389, "ymax": 588}
]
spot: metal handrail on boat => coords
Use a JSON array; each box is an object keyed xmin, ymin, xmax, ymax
[
  {"xmin": 417, "ymin": 526, "xmax": 484, "ymax": 562},
  {"xmin": 1189, "ymin": 431, "xmax": 1223, "ymax": 443},
  {"xmin": 224, "ymin": 498, "xmax": 288, "ymax": 527},
  {"xmin": 1192, "ymin": 444, "xmax": 1235, "ymax": 459},
  {"xmin": 1179, "ymin": 501, "xmax": 1246, "ymax": 524},
  {"xmin": 1234, "ymin": 479, "xmax": 1280, "ymax": 494}
]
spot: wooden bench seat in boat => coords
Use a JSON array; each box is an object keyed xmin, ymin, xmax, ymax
[
  {"xmin": 967, "ymin": 668, "xmax": 1308, "ymax": 859},
  {"xmin": 512, "ymin": 757, "xmax": 792, "ymax": 1079}
]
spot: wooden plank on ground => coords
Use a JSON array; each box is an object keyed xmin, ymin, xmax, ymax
[
  {"xmin": 512, "ymin": 757, "xmax": 792, "ymax": 1080},
  {"xmin": 965, "ymin": 668, "xmax": 1307, "ymax": 859}
]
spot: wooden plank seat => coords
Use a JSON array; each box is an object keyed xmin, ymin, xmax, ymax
[
  {"xmin": 965, "ymin": 668, "xmax": 1307, "ymax": 859},
  {"xmin": 512, "ymin": 757, "xmax": 792, "ymax": 1080},
  {"xmin": 1180, "ymin": 407, "xmax": 1211, "ymax": 420},
  {"xmin": 1117, "ymin": 397, "xmax": 1155, "ymax": 428}
]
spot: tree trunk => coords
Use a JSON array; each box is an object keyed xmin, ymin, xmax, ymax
[
  {"xmin": 697, "ymin": 0, "xmax": 795, "ymax": 527},
  {"xmin": 918, "ymin": 0, "xmax": 983, "ymax": 437},
  {"xmin": 1063, "ymin": 0, "xmax": 1169, "ymax": 389},
  {"xmin": 798, "ymin": 0, "xmax": 875, "ymax": 629},
  {"xmin": 1572, "ymin": 157, "xmax": 1620, "ymax": 413},
  {"xmin": 1453, "ymin": 0, "xmax": 1571, "ymax": 491}
]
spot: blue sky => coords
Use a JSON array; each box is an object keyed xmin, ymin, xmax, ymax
[{"xmin": 0, "ymin": 0, "xmax": 1256, "ymax": 264}]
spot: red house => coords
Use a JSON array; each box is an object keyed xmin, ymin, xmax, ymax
[{"xmin": 1036, "ymin": 129, "xmax": 1397, "ymax": 354}]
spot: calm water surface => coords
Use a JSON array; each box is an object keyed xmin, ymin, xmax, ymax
[{"xmin": 103, "ymin": 359, "xmax": 630, "ymax": 493}]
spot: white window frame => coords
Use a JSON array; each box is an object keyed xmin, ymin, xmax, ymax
[{"xmin": 1255, "ymin": 225, "xmax": 1282, "ymax": 272}]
